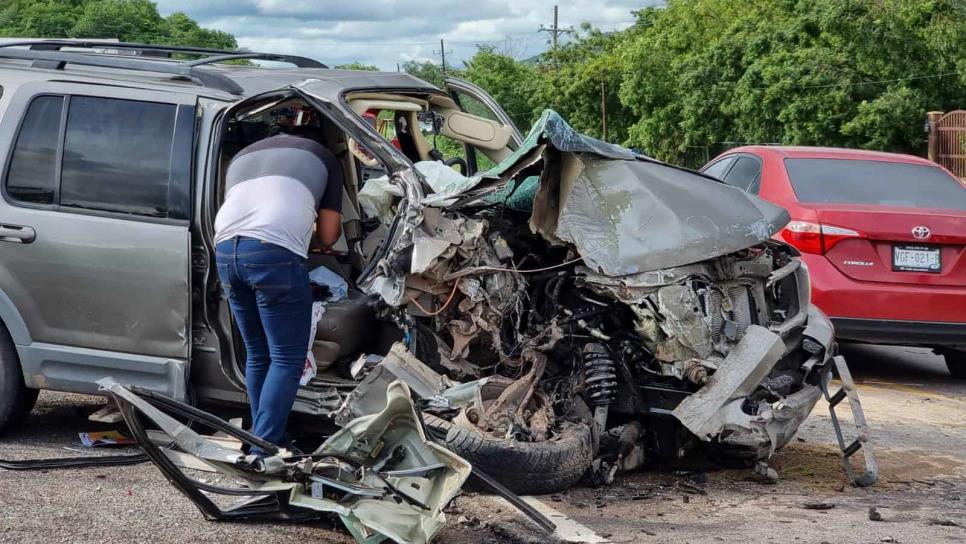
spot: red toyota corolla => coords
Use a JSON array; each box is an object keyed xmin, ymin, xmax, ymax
[{"xmin": 702, "ymin": 146, "xmax": 966, "ymax": 377}]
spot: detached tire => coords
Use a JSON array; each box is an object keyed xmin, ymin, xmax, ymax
[
  {"xmin": 423, "ymin": 414, "xmax": 594, "ymax": 495},
  {"xmin": 0, "ymin": 323, "xmax": 37, "ymax": 435},
  {"xmin": 943, "ymin": 349, "xmax": 966, "ymax": 379}
]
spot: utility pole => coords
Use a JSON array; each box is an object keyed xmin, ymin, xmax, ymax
[
  {"xmin": 434, "ymin": 38, "xmax": 453, "ymax": 73},
  {"xmin": 538, "ymin": 5, "xmax": 574, "ymax": 71}
]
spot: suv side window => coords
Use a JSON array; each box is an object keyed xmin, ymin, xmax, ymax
[
  {"xmin": 7, "ymin": 95, "xmax": 63, "ymax": 205},
  {"xmin": 722, "ymin": 155, "xmax": 762, "ymax": 193},
  {"xmin": 61, "ymin": 97, "xmax": 181, "ymax": 218},
  {"xmin": 5, "ymin": 94, "xmax": 192, "ymax": 220}
]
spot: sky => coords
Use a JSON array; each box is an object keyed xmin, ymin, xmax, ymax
[{"xmin": 153, "ymin": 1, "xmax": 662, "ymax": 70}]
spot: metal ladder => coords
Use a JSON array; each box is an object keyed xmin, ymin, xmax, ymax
[{"xmin": 820, "ymin": 355, "xmax": 878, "ymax": 487}]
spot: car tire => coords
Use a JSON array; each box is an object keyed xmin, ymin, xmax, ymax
[
  {"xmin": 423, "ymin": 414, "xmax": 594, "ymax": 495},
  {"xmin": 0, "ymin": 323, "xmax": 36, "ymax": 434},
  {"xmin": 942, "ymin": 349, "xmax": 966, "ymax": 379}
]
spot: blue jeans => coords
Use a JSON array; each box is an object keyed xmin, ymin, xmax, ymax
[{"xmin": 215, "ymin": 237, "xmax": 312, "ymax": 450}]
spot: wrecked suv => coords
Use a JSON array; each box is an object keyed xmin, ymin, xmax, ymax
[{"xmin": 0, "ymin": 41, "xmax": 836, "ymax": 495}]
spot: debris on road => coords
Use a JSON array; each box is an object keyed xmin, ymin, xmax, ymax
[
  {"xmin": 753, "ymin": 461, "xmax": 780, "ymax": 484},
  {"xmin": 78, "ymin": 430, "xmax": 136, "ymax": 448},
  {"xmin": 802, "ymin": 501, "xmax": 836, "ymax": 510},
  {"xmin": 869, "ymin": 507, "xmax": 885, "ymax": 521},
  {"xmin": 821, "ymin": 356, "xmax": 879, "ymax": 487},
  {"xmin": 101, "ymin": 377, "xmax": 472, "ymax": 544},
  {"xmin": 87, "ymin": 400, "xmax": 124, "ymax": 424}
]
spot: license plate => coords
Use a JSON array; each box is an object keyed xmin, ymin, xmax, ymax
[{"xmin": 892, "ymin": 244, "xmax": 941, "ymax": 273}]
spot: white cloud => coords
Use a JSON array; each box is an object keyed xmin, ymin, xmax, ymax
[{"xmin": 155, "ymin": 0, "xmax": 661, "ymax": 70}]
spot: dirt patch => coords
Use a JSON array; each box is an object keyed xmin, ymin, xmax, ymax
[{"xmin": 766, "ymin": 441, "xmax": 966, "ymax": 491}]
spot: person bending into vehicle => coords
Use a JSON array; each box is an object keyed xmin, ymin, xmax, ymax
[{"xmin": 214, "ymin": 132, "xmax": 343, "ymax": 452}]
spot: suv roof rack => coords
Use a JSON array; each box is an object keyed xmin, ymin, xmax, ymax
[{"xmin": 0, "ymin": 40, "xmax": 328, "ymax": 95}]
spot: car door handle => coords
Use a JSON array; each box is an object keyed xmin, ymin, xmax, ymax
[{"xmin": 0, "ymin": 224, "xmax": 35, "ymax": 243}]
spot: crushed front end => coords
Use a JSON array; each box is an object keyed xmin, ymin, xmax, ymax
[{"xmin": 357, "ymin": 110, "xmax": 858, "ymax": 492}]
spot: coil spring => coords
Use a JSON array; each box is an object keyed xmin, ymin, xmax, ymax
[{"xmin": 583, "ymin": 343, "xmax": 617, "ymax": 407}]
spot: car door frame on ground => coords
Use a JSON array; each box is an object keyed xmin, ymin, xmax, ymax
[{"xmin": 0, "ymin": 79, "xmax": 196, "ymax": 400}]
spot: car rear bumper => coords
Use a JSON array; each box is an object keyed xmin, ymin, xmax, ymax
[
  {"xmin": 800, "ymin": 254, "xmax": 966, "ymax": 324},
  {"xmin": 831, "ymin": 317, "xmax": 966, "ymax": 347}
]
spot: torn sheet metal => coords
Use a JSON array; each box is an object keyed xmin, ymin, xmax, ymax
[
  {"xmin": 716, "ymin": 384, "xmax": 823, "ymax": 457},
  {"xmin": 336, "ymin": 342, "xmax": 451, "ymax": 425},
  {"xmin": 295, "ymin": 380, "xmax": 471, "ymax": 544},
  {"xmin": 532, "ymin": 151, "xmax": 789, "ymax": 275},
  {"xmin": 671, "ymin": 325, "xmax": 785, "ymax": 439},
  {"xmin": 102, "ymin": 377, "xmax": 470, "ymax": 544},
  {"xmin": 433, "ymin": 109, "xmax": 788, "ymax": 275}
]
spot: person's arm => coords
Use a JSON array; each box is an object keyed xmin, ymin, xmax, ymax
[
  {"xmin": 316, "ymin": 150, "xmax": 344, "ymax": 248},
  {"xmin": 316, "ymin": 209, "xmax": 342, "ymax": 248}
]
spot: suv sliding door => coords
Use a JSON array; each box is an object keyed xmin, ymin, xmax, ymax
[{"xmin": 0, "ymin": 82, "xmax": 195, "ymax": 400}]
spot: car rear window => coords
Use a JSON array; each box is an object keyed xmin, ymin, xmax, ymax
[{"xmin": 784, "ymin": 158, "xmax": 966, "ymax": 210}]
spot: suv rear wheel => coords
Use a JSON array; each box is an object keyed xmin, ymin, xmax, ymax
[
  {"xmin": 942, "ymin": 349, "xmax": 966, "ymax": 379},
  {"xmin": 0, "ymin": 323, "xmax": 37, "ymax": 434}
]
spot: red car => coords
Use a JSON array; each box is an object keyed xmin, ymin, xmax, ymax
[{"xmin": 702, "ymin": 146, "xmax": 966, "ymax": 377}]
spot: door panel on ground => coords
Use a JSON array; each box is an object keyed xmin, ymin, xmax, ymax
[{"xmin": 0, "ymin": 82, "xmax": 194, "ymax": 398}]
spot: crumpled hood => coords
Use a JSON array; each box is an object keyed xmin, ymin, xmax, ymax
[{"xmin": 445, "ymin": 110, "xmax": 790, "ymax": 276}]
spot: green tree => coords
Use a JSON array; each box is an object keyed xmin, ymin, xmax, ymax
[
  {"xmin": 461, "ymin": 46, "xmax": 536, "ymax": 130},
  {"xmin": 530, "ymin": 23, "xmax": 639, "ymax": 142},
  {"xmin": 335, "ymin": 61, "xmax": 379, "ymax": 71},
  {"xmin": 0, "ymin": 0, "xmax": 238, "ymax": 50},
  {"xmin": 71, "ymin": 0, "xmax": 164, "ymax": 41},
  {"xmin": 0, "ymin": 1, "xmax": 85, "ymax": 37},
  {"xmin": 619, "ymin": 0, "xmax": 966, "ymax": 164},
  {"xmin": 162, "ymin": 11, "xmax": 236, "ymax": 49},
  {"xmin": 401, "ymin": 60, "xmax": 457, "ymax": 89}
]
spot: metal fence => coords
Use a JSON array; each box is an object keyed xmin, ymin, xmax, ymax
[{"xmin": 927, "ymin": 110, "xmax": 966, "ymax": 178}]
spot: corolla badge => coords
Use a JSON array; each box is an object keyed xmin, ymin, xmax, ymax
[{"xmin": 911, "ymin": 226, "xmax": 931, "ymax": 240}]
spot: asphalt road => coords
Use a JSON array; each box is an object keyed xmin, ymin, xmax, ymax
[{"xmin": 1, "ymin": 345, "xmax": 964, "ymax": 544}]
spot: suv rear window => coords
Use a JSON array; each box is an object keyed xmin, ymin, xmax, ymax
[
  {"xmin": 5, "ymin": 95, "xmax": 192, "ymax": 220},
  {"xmin": 785, "ymin": 158, "xmax": 966, "ymax": 210}
]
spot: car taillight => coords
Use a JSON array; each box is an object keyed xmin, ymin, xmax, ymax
[
  {"xmin": 780, "ymin": 220, "xmax": 864, "ymax": 255},
  {"xmin": 820, "ymin": 224, "xmax": 865, "ymax": 252}
]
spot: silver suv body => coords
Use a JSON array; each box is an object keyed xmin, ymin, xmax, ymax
[{"xmin": 0, "ymin": 40, "xmax": 450, "ymax": 430}]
